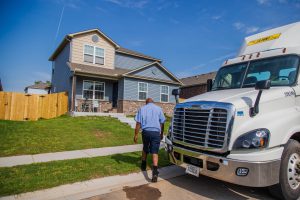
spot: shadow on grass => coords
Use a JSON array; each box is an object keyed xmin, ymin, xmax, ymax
[
  {"xmin": 110, "ymin": 153, "xmax": 141, "ymax": 167},
  {"xmin": 110, "ymin": 153, "xmax": 152, "ymax": 182}
]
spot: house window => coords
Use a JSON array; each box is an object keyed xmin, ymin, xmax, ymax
[
  {"xmin": 83, "ymin": 80, "xmax": 105, "ymax": 100},
  {"xmin": 160, "ymin": 85, "xmax": 169, "ymax": 103},
  {"xmin": 84, "ymin": 45, "xmax": 94, "ymax": 63},
  {"xmin": 138, "ymin": 82, "xmax": 148, "ymax": 100},
  {"xmin": 95, "ymin": 47, "xmax": 104, "ymax": 65},
  {"xmin": 83, "ymin": 45, "xmax": 104, "ymax": 65}
]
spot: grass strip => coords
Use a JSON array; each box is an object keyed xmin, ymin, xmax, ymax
[{"xmin": 0, "ymin": 150, "xmax": 170, "ymax": 197}]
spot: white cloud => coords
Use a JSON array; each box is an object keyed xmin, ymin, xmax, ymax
[
  {"xmin": 96, "ymin": 6, "xmax": 108, "ymax": 13},
  {"xmin": 212, "ymin": 16, "xmax": 221, "ymax": 20},
  {"xmin": 55, "ymin": 0, "xmax": 82, "ymax": 9},
  {"xmin": 157, "ymin": 1, "xmax": 179, "ymax": 11},
  {"xmin": 176, "ymin": 52, "xmax": 236, "ymax": 78},
  {"xmin": 209, "ymin": 53, "xmax": 236, "ymax": 63},
  {"xmin": 246, "ymin": 26, "xmax": 260, "ymax": 34},
  {"xmin": 233, "ymin": 22, "xmax": 261, "ymax": 34},
  {"xmin": 233, "ymin": 22, "xmax": 245, "ymax": 30},
  {"xmin": 104, "ymin": 0, "xmax": 148, "ymax": 9},
  {"xmin": 257, "ymin": 0, "xmax": 269, "ymax": 5}
]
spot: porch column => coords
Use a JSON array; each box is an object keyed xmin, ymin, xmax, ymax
[{"xmin": 71, "ymin": 75, "xmax": 77, "ymax": 112}]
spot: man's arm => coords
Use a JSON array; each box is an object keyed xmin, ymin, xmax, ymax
[
  {"xmin": 159, "ymin": 109, "xmax": 166, "ymax": 140},
  {"xmin": 134, "ymin": 122, "xmax": 141, "ymax": 144}
]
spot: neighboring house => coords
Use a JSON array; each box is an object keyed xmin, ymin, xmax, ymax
[
  {"xmin": 180, "ymin": 72, "xmax": 217, "ymax": 99},
  {"xmin": 49, "ymin": 29, "xmax": 182, "ymax": 116},
  {"xmin": 24, "ymin": 82, "xmax": 51, "ymax": 94}
]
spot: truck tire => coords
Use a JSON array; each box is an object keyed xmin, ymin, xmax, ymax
[{"xmin": 269, "ymin": 139, "xmax": 300, "ymax": 200}]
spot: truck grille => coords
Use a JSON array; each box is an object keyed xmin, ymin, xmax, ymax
[{"xmin": 172, "ymin": 107, "xmax": 228, "ymax": 149}]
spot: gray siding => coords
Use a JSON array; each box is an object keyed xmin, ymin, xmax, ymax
[
  {"xmin": 132, "ymin": 64, "xmax": 174, "ymax": 81},
  {"xmin": 122, "ymin": 77, "xmax": 178, "ymax": 103},
  {"xmin": 75, "ymin": 76, "xmax": 114, "ymax": 101},
  {"xmin": 51, "ymin": 43, "xmax": 72, "ymax": 94},
  {"xmin": 115, "ymin": 53, "xmax": 152, "ymax": 70},
  {"xmin": 118, "ymin": 78, "xmax": 124, "ymax": 100}
]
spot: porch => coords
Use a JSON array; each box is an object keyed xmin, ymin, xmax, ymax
[{"xmin": 71, "ymin": 75, "xmax": 120, "ymax": 113}]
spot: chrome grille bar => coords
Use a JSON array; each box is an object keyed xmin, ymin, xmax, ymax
[{"xmin": 171, "ymin": 101, "xmax": 235, "ymax": 153}]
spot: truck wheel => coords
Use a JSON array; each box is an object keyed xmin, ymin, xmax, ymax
[{"xmin": 269, "ymin": 139, "xmax": 300, "ymax": 200}]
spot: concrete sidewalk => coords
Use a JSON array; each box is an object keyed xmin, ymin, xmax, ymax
[
  {"xmin": 0, "ymin": 165, "xmax": 185, "ymax": 200},
  {"xmin": 0, "ymin": 144, "xmax": 143, "ymax": 167}
]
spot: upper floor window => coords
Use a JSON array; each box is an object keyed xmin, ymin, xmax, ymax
[
  {"xmin": 84, "ymin": 45, "xmax": 104, "ymax": 65},
  {"xmin": 138, "ymin": 82, "xmax": 148, "ymax": 101},
  {"xmin": 83, "ymin": 80, "xmax": 105, "ymax": 100},
  {"xmin": 160, "ymin": 85, "xmax": 169, "ymax": 102}
]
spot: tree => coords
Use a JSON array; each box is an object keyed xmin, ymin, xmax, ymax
[
  {"xmin": 34, "ymin": 80, "xmax": 51, "ymax": 85},
  {"xmin": 34, "ymin": 80, "xmax": 42, "ymax": 85}
]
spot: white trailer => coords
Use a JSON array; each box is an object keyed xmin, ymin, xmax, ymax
[{"xmin": 166, "ymin": 22, "xmax": 300, "ymax": 199}]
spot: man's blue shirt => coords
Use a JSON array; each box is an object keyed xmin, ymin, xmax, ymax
[{"xmin": 134, "ymin": 103, "xmax": 166, "ymax": 132}]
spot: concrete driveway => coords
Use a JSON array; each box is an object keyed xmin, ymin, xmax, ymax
[{"xmin": 85, "ymin": 174, "xmax": 276, "ymax": 200}]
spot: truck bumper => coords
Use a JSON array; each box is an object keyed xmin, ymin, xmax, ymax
[{"xmin": 165, "ymin": 139, "xmax": 281, "ymax": 187}]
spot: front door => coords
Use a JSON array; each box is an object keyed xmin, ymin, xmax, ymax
[{"xmin": 112, "ymin": 82, "xmax": 118, "ymax": 108}]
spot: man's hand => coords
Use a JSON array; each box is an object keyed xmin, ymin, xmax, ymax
[
  {"xmin": 134, "ymin": 134, "xmax": 138, "ymax": 144},
  {"xmin": 134, "ymin": 122, "xmax": 141, "ymax": 144}
]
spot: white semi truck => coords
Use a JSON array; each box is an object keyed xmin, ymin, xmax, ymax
[{"xmin": 165, "ymin": 22, "xmax": 300, "ymax": 199}]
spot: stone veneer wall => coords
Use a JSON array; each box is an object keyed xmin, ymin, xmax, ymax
[
  {"xmin": 76, "ymin": 99, "xmax": 113, "ymax": 112},
  {"xmin": 117, "ymin": 100, "xmax": 175, "ymax": 116}
]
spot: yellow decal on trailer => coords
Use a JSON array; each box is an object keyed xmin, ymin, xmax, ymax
[{"xmin": 247, "ymin": 33, "xmax": 281, "ymax": 46}]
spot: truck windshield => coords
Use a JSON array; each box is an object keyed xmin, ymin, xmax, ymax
[{"xmin": 212, "ymin": 55, "xmax": 299, "ymax": 91}]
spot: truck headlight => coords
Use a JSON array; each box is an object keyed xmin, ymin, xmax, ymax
[{"xmin": 232, "ymin": 129, "xmax": 270, "ymax": 150}]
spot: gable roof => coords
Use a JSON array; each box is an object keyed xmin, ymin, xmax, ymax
[
  {"xmin": 68, "ymin": 62, "xmax": 130, "ymax": 78},
  {"xmin": 123, "ymin": 62, "xmax": 182, "ymax": 85},
  {"xmin": 25, "ymin": 82, "xmax": 51, "ymax": 90},
  {"xmin": 180, "ymin": 71, "xmax": 217, "ymax": 87},
  {"xmin": 49, "ymin": 29, "xmax": 161, "ymax": 62},
  {"xmin": 116, "ymin": 47, "xmax": 161, "ymax": 62}
]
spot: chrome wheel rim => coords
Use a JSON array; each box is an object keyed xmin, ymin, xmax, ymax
[{"xmin": 287, "ymin": 153, "xmax": 300, "ymax": 190}]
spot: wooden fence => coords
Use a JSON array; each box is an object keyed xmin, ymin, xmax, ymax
[{"xmin": 0, "ymin": 92, "xmax": 68, "ymax": 121}]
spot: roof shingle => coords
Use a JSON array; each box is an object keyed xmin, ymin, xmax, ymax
[
  {"xmin": 68, "ymin": 62, "xmax": 131, "ymax": 77},
  {"xmin": 116, "ymin": 47, "xmax": 161, "ymax": 62},
  {"xmin": 180, "ymin": 72, "xmax": 217, "ymax": 87},
  {"xmin": 25, "ymin": 82, "xmax": 51, "ymax": 90}
]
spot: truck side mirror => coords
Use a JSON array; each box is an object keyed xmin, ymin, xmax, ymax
[
  {"xmin": 172, "ymin": 89, "xmax": 180, "ymax": 96},
  {"xmin": 207, "ymin": 79, "xmax": 213, "ymax": 92},
  {"xmin": 255, "ymin": 80, "xmax": 271, "ymax": 90},
  {"xmin": 250, "ymin": 80, "xmax": 271, "ymax": 117},
  {"xmin": 172, "ymin": 89, "xmax": 180, "ymax": 104}
]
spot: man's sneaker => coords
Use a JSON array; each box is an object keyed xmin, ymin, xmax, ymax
[
  {"xmin": 152, "ymin": 166, "xmax": 159, "ymax": 183},
  {"xmin": 141, "ymin": 160, "xmax": 147, "ymax": 171}
]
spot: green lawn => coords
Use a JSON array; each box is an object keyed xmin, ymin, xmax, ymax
[
  {"xmin": 0, "ymin": 150, "xmax": 170, "ymax": 197},
  {"xmin": 0, "ymin": 116, "xmax": 141, "ymax": 157}
]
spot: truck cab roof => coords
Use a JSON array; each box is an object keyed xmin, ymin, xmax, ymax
[{"xmin": 223, "ymin": 21, "xmax": 300, "ymax": 67}]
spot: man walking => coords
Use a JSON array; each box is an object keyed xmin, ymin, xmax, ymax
[{"xmin": 134, "ymin": 98, "xmax": 166, "ymax": 182}]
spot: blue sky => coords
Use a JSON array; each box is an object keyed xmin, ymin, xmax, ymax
[{"xmin": 1, "ymin": 0, "xmax": 300, "ymax": 92}]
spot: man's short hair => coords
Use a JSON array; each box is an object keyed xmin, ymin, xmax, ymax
[{"xmin": 146, "ymin": 98, "xmax": 154, "ymax": 104}]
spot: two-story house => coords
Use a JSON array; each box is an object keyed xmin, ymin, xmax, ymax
[{"xmin": 49, "ymin": 29, "xmax": 182, "ymax": 116}]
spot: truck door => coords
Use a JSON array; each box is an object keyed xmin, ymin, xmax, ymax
[{"xmin": 292, "ymin": 72, "xmax": 300, "ymax": 107}]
